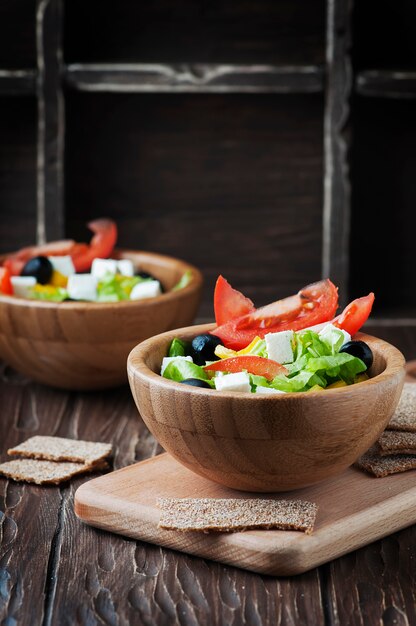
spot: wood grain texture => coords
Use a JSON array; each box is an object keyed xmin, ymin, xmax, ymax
[
  {"xmin": 75, "ymin": 451, "xmax": 416, "ymax": 577},
  {"xmin": 128, "ymin": 325, "xmax": 405, "ymax": 491},
  {"xmin": 65, "ymin": 92, "xmax": 324, "ymax": 319},
  {"xmin": 0, "ymin": 250, "xmax": 202, "ymax": 390},
  {"xmin": 64, "ymin": 63, "xmax": 325, "ymax": 94}
]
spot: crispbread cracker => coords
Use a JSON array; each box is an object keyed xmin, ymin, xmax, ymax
[
  {"xmin": 376, "ymin": 430, "xmax": 416, "ymax": 456},
  {"xmin": 0, "ymin": 459, "xmax": 108, "ymax": 485},
  {"xmin": 158, "ymin": 498, "xmax": 318, "ymax": 534},
  {"xmin": 8, "ymin": 436, "xmax": 112, "ymax": 464},
  {"xmin": 387, "ymin": 383, "xmax": 416, "ymax": 432},
  {"xmin": 355, "ymin": 447, "xmax": 416, "ymax": 478}
]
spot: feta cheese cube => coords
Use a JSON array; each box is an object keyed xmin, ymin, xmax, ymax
[
  {"xmin": 214, "ymin": 371, "xmax": 251, "ymax": 393},
  {"xmin": 161, "ymin": 355, "xmax": 193, "ymax": 375},
  {"xmin": 91, "ymin": 258, "xmax": 118, "ymax": 279},
  {"xmin": 10, "ymin": 276, "xmax": 36, "ymax": 298},
  {"xmin": 130, "ymin": 280, "xmax": 161, "ymax": 300},
  {"xmin": 319, "ymin": 324, "xmax": 351, "ymax": 348},
  {"xmin": 47, "ymin": 255, "xmax": 75, "ymax": 277},
  {"xmin": 67, "ymin": 274, "xmax": 98, "ymax": 301},
  {"xmin": 117, "ymin": 259, "xmax": 134, "ymax": 277},
  {"xmin": 255, "ymin": 386, "xmax": 286, "ymax": 395},
  {"xmin": 265, "ymin": 330, "xmax": 294, "ymax": 364}
]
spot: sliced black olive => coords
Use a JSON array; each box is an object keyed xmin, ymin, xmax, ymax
[
  {"xmin": 136, "ymin": 271, "xmax": 164, "ymax": 293},
  {"xmin": 180, "ymin": 378, "xmax": 211, "ymax": 388},
  {"xmin": 21, "ymin": 256, "xmax": 53, "ymax": 285},
  {"xmin": 340, "ymin": 340, "xmax": 373, "ymax": 369},
  {"xmin": 190, "ymin": 334, "xmax": 223, "ymax": 365}
]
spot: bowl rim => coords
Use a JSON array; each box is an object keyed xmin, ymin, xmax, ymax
[
  {"xmin": 0, "ymin": 248, "xmax": 203, "ymax": 310},
  {"xmin": 128, "ymin": 322, "xmax": 406, "ymax": 400}
]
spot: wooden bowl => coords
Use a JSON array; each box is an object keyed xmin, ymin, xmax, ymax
[
  {"xmin": 0, "ymin": 250, "xmax": 203, "ymax": 390},
  {"xmin": 128, "ymin": 323, "xmax": 406, "ymax": 492}
]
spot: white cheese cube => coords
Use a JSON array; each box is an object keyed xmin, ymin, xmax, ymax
[
  {"xmin": 10, "ymin": 276, "xmax": 36, "ymax": 298},
  {"xmin": 91, "ymin": 258, "xmax": 118, "ymax": 279},
  {"xmin": 161, "ymin": 355, "xmax": 193, "ymax": 375},
  {"xmin": 255, "ymin": 386, "xmax": 286, "ymax": 395},
  {"xmin": 214, "ymin": 371, "xmax": 251, "ymax": 393},
  {"xmin": 117, "ymin": 259, "xmax": 134, "ymax": 277},
  {"xmin": 67, "ymin": 274, "xmax": 98, "ymax": 301},
  {"xmin": 319, "ymin": 324, "xmax": 351, "ymax": 348},
  {"xmin": 130, "ymin": 280, "xmax": 161, "ymax": 300},
  {"xmin": 48, "ymin": 255, "xmax": 75, "ymax": 277},
  {"xmin": 265, "ymin": 330, "xmax": 294, "ymax": 364}
]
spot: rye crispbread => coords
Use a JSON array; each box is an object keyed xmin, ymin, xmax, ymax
[
  {"xmin": 355, "ymin": 447, "xmax": 416, "ymax": 478},
  {"xmin": 376, "ymin": 430, "xmax": 416, "ymax": 456},
  {"xmin": 0, "ymin": 458, "xmax": 108, "ymax": 485},
  {"xmin": 158, "ymin": 497, "xmax": 318, "ymax": 534},
  {"xmin": 387, "ymin": 383, "xmax": 416, "ymax": 432},
  {"xmin": 8, "ymin": 436, "xmax": 112, "ymax": 465}
]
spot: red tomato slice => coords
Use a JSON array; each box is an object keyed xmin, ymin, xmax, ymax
[
  {"xmin": 70, "ymin": 219, "xmax": 117, "ymax": 272},
  {"xmin": 211, "ymin": 279, "xmax": 338, "ymax": 350},
  {"xmin": 204, "ymin": 356, "xmax": 288, "ymax": 381},
  {"xmin": 3, "ymin": 240, "xmax": 76, "ymax": 276},
  {"xmin": 0, "ymin": 267, "xmax": 13, "ymax": 295},
  {"xmin": 214, "ymin": 275, "xmax": 255, "ymax": 326},
  {"xmin": 333, "ymin": 293, "xmax": 375, "ymax": 336}
]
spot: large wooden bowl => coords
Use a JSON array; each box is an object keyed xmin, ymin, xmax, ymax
[
  {"xmin": 128, "ymin": 323, "xmax": 406, "ymax": 492},
  {"xmin": 0, "ymin": 250, "xmax": 203, "ymax": 390}
]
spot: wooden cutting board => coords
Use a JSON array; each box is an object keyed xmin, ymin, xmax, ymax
[{"xmin": 75, "ymin": 452, "xmax": 416, "ymax": 576}]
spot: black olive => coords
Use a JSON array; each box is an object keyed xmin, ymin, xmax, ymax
[
  {"xmin": 190, "ymin": 334, "xmax": 223, "ymax": 365},
  {"xmin": 136, "ymin": 271, "xmax": 164, "ymax": 293},
  {"xmin": 340, "ymin": 340, "xmax": 373, "ymax": 369},
  {"xmin": 21, "ymin": 256, "xmax": 53, "ymax": 285},
  {"xmin": 180, "ymin": 378, "xmax": 211, "ymax": 388}
]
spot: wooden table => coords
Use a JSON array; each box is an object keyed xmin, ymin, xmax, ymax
[{"xmin": 1, "ymin": 324, "xmax": 416, "ymax": 626}]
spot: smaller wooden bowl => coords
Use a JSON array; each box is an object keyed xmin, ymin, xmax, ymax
[
  {"xmin": 0, "ymin": 250, "xmax": 203, "ymax": 390},
  {"xmin": 128, "ymin": 324, "xmax": 406, "ymax": 492}
]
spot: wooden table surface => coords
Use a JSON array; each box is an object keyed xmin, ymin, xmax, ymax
[{"xmin": 1, "ymin": 323, "xmax": 416, "ymax": 626}]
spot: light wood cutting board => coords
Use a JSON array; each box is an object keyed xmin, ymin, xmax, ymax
[{"xmin": 75, "ymin": 451, "xmax": 416, "ymax": 576}]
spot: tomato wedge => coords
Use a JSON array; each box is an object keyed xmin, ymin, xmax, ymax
[
  {"xmin": 204, "ymin": 356, "xmax": 288, "ymax": 381},
  {"xmin": 214, "ymin": 275, "xmax": 255, "ymax": 326},
  {"xmin": 70, "ymin": 219, "xmax": 117, "ymax": 272},
  {"xmin": 211, "ymin": 279, "xmax": 338, "ymax": 350},
  {"xmin": 333, "ymin": 293, "xmax": 375, "ymax": 336},
  {"xmin": 0, "ymin": 267, "xmax": 13, "ymax": 295}
]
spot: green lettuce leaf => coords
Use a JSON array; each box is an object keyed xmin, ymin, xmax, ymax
[
  {"xmin": 172, "ymin": 270, "xmax": 192, "ymax": 291},
  {"xmin": 163, "ymin": 359, "xmax": 214, "ymax": 387},
  {"xmin": 168, "ymin": 338, "xmax": 190, "ymax": 358}
]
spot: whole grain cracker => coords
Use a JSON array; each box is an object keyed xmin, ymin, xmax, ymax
[
  {"xmin": 387, "ymin": 383, "xmax": 416, "ymax": 432},
  {"xmin": 0, "ymin": 458, "xmax": 108, "ymax": 485},
  {"xmin": 158, "ymin": 497, "xmax": 318, "ymax": 534},
  {"xmin": 8, "ymin": 436, "xmax": 112, "ymax": 465},
  {"xmin": 376, "ymin": 430, "xmax": 416, "ymax": 456},
  {"xmin": 355, "ymin": 446, "xmax": 416, "ymax": 478}
]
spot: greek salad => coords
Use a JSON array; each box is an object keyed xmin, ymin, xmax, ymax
[
  {"xmin": 162, "ymin": 276, "xmax": 375, "ymax": 394},
  {"xmin": 0, "ymin": 219, "xmax": 191, "ymax": 302}
]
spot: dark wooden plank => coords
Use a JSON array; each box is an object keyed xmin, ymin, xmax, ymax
[
  {"xmin": 0, "ymin": 98, "xmax": 37, "ymax": 252},
  {"xmin": 0, "ymin": 70, "xmax": 37, "ymax": 96},
  {"xmin": 65, "ymin": 92, "xmax": 324, "ymax": 319},
  {"xmin": 322, "ymin": 0, "xmax": 353, "ymax": 306},
  {"xmin": 65, "ymin": 63, "xmax": 325, "ymax": 94},
  {"xmin": 36, "ymin": 0, "xmax": 65, "ymax": 244},
  {"xmin": 356, "ymin": 71, "xmax": 416, "ymax": 99},
  {"xmin": 323, "ymin": 528, "xmax": 416, "ymax": 626},
  {"xmin": 0, "ymin": 0, "xmax": 37, "ymax": 69},
  {"xmin": 363, "ymin": 324, "xmax": 416, "ymax": 362},
  {"xmin": 349, "ymin": 97, "xmax": 416, "ymax": 318},
  {"xmin": 64, "ymin": 0, "xmax": 325, "ymax": 66}
]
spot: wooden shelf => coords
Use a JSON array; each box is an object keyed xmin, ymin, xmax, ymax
[
  {"xmin": 64, "ymin": 63, "xmax": 325, "ymax": 94},
  {"xmin": 0, "ymin": 69, "xmax": 36, "ymax": 95},
  {"xmin": 356, "ymin": 70, "xmax": 416, "ymax": 99}
]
